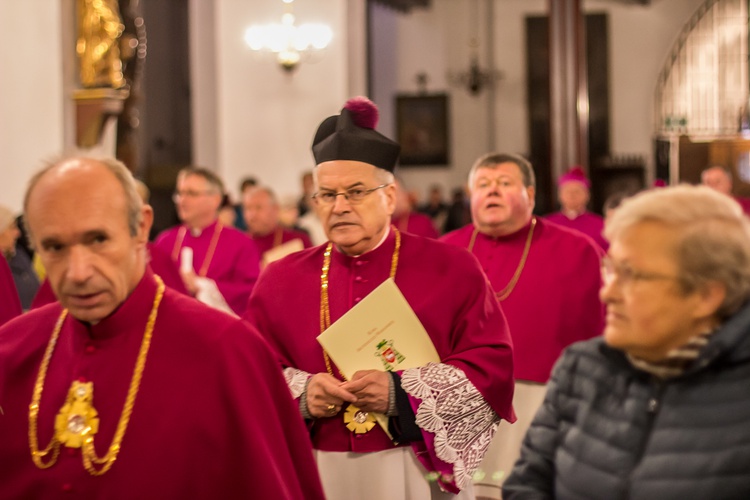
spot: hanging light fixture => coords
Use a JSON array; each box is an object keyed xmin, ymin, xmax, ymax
[
  {"xmin": 244, "ymin": 0, "xmax": 333, "ymax": 72},
  {"xmin": 447, "ymin": 0, "xmax": 502, "ymax": 96}
]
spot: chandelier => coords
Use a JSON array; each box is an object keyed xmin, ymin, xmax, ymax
[
  {"xmin": 448, "ymin": 51, "xmax": 503, "ymax": 96},
  {"xmin": 447, "ymin": 0, "xmax": 502, "ymax": 96},
  {"xmin": 244, "ymin": 0, "xmax": 333, "ymax": 72}
]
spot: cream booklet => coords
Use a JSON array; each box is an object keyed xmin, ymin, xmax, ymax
[
  {"xmin": 317, "ymin": 278, "xmax": 440, "ymax": 433},
  {"xmin": 261, "ymin": 238, "xmax": 305, "ymax": 267}
]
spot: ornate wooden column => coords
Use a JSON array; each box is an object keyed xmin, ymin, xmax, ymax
[{"xmin": 548, "ymin": 0, "xmax": 588, "ymax": 179}]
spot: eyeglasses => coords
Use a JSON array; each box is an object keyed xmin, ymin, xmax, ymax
[
  {"xmin": 601, "ymin": 256, "xmax": 679, "ymax": 287},
  {"xmin": 312, "ymin": 184, "xmax": 388, "ymax": 205},
  {"xmin": 172, "ymin": 190, "xmax": 214, "ymax": 201}
]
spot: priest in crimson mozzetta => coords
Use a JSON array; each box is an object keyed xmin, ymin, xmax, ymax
[
  {"xmin": 242, "ymin": 185, "xmax": 313, "ymax": 264},
  {"xmin": 0, "ymin": 157, "xmax": 324, "ymax": 499},
  {"xmin": 153, "ymin": 166, "xmax": 260, "ymax": 315},
  {"xmin": 243, "ymin": 97, "xmax": 516, "ymax": 500},
  {"xmin": 441, "ymin": 153, "xmax": 605, "ymax": 498},
  {"xmin": 545, "ymin": 165, "xmax": 608, "ymax": 250}
]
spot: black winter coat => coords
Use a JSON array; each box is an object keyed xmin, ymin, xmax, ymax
[{"xmin": 503, "ymin": 300, "xmax": 750, "ymax": 499}]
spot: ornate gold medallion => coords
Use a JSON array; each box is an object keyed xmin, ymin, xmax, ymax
[
  {"xmin": 54, "ymin": 381, "xmax": 100, "ymax": 448},
  {"xmin": 343, "ymin": 404, "xmax": 377, "ymax": 434},
  {"xmin": 29, "ymin": 276, "xmax": 166, "ymax": 475}
]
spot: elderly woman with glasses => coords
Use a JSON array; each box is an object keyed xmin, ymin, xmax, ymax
[{"xmin": 503, "ymin": 184, "xmax": 750, "ymax": 499}]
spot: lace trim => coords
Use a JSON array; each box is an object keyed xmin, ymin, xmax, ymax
[
  {"xmin": 283, "ymin": 367, "xmax": 311, "ymax": 399},
  {"xmin": 401, "ymin": 362, "xmax": 500, "ymax": 490}
]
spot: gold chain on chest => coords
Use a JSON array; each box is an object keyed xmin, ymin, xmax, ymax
[
  {"xmin": 468, "ymin": 217, "xmax": 536, "ymax": 301},
  {"xmin": 319, "ymin": 228, "xmax": 401, "ymax": 433},
  {"xmin": 320, "ymin": 227, "xmax": 401, "ymax": 377},
  {"xmin": 29, "ymin": 276, "xmax": 165, "ymax": 475}
]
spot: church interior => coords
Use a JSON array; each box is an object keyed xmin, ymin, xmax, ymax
[
  {"xmin": 1, "ymin": 0, "xmax": 747, "ymax": 230},
  {"xmin": 3, "ymin": 2, "xmax": 750, "ymax": 497}
]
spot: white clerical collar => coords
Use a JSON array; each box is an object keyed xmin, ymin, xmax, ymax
[
  {"xmin": 562, "ymin": 209, "xmax": 583, "ymax": 220},
  {"xmin": 187, "ymin": 219, "xmax": 217, "ymax": 237}
]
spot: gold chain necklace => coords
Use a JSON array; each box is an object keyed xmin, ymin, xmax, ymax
[
  {"xmin": 320, "ymin": 227, "xmax": 401, "ymax": 433},
  {"xmin": 29, "ymin": 275, "xmax": 165, "ymax": 475},
  {"xmin": 468, "ymin": 217, "xmax": 536, "ymax": 301},
  {"xmin": 272, "ymin": 226, "xmax": 284, "ymax": 248}
]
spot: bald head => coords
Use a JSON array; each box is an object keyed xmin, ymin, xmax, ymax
[
  {"xmin": 701, "ymin": 166, "xmax": 733, "ymax": 196},
  {"xmin": 25, "ymin": 157, "xmax": 145, "ymax": 240},
  {"xmin": 243, "ymin": 186, "xmax": 280, "ymax": 237},
  {"xmin": 24, "ymin": 157, "xmax": 153, "ymax": 323}
]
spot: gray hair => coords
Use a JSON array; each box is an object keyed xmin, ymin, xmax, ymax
[
  {"xmin": 701, "ymin": 165, "xmax": 732, "ymax": 180},
  {"xmin": 177, "ymin": 166, "xmax": 225, "ymax": 194},
  {"xmin": 312, "ymin": 164, "xmax": 395, "ymax": 189},
  {"xmin": 24, "ymin": 156, "xmax": 144, "ymax": 239},
  {"xmin": 468, "ymin": 153, "xmax": 536, "ymax": 189},
  {"xmin": 245, "ymin": 185, "xmax": 279, "ymax": 207},
  {"xmin": 605, "ymin": 184, "xmax": 750, "ymax": 318}
]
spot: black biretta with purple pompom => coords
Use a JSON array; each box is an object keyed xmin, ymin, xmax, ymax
[{"xmin": 312, "ymin": 96, "xmax": 401, "ymax": 173}]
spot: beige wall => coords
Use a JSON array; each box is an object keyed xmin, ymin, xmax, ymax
[
  {"xmin": 383, "ymin": 0, "xmax": 706, "ymax": 200},
  {"xmin": 0, "ymin": 0, "xmax": 65, "ymax": 212},
  {"xmin": 0, "ymin": 0, "xmax": 713, "ymax": 211},
  {"xmin": 210, "ymin": 0, "xmax": 355, "ymax": 202}
]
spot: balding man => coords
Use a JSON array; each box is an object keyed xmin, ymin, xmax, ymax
[
  {"xmin": 441, "ymin": 153, "xmax": 605, "ymax": 498},
  {"xmin": 392, "ymin": 179, "xmax": 439, "ymax": 238},
  {"xmin": 243, "ymin": 186, "xmax": 312, "ymax": 265},
  {"xmin": 701, "ymin": 165, "xmax": 750, "ymax": 215},
  {"xmin": 154, "ymin": 167, "xmax": 260, "ymax": 315},
  {"xmin": 0, "ymin": 157, "xmax": 324, "ymax": 499}
]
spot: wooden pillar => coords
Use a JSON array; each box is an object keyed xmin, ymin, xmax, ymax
[{"xmin": 548, "ymin": 0, "xmax": 588, "ymax": 179}]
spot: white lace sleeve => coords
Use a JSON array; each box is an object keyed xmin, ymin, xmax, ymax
[
  {"xmin": 283, "ymin": 367, "xmax": 312, "ymax": 399},
  {"xmin": 401, "ymin": 362, "xmax": 500, "ymax": 490}
]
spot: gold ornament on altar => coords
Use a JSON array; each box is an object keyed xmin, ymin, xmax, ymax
[
  {"xmin": 76, "ymin": 0, "xmax": 126, "ymax": 88},
  {"xmin": 343, "ymin": 405, "xmax": 377, "ymax": 434},
  {"xmin": 54, "ymin": 381, "xmax": 100, "ymax": 448}
]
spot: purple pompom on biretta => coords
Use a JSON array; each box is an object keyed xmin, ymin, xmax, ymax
[
  {"xmin": 558, "ymin": 166, "xmax": 591, "ymax": 188},
  {"xmin": 343, "ymin": 96, "xmax": 379, "ymax": 129},
  {"xmin": 311, "ymin": 96, "xmax": 400, "ymax": 172}
]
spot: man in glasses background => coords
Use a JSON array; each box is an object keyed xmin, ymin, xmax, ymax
[
  {"xmin": 153, "ymin": 167, "xmax": 259, "ymax": 315},
  {"xmin": 243, "ymin": 96, "xmax": 515, "ymax": 499}
]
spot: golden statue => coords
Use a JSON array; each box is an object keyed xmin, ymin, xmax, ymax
[{"xmin": 76, "ymin": 0, "xmax": 126, "ymax": 88}]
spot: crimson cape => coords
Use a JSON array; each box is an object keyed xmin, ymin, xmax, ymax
[
  {"xmin": 244, "ymin": 230, "xmax": 514, "ymax": 486},
  {"xmin": 250, "ymin": 226, "xmax": 313, "ymax": 256},
  {"xmin": 154, "ymin": 220, "xmax": 260, "ymax": 315},
  {"xmin": 545, "ymin": 210, "xmax": 608, "ymax": 250},
  {"xmin": 0, "ymin": 269, "xmax": 323, "ymax": 499},
  {"xmin": 442, "ymin": 218, "xmax": 605, "ymax": 383}
]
